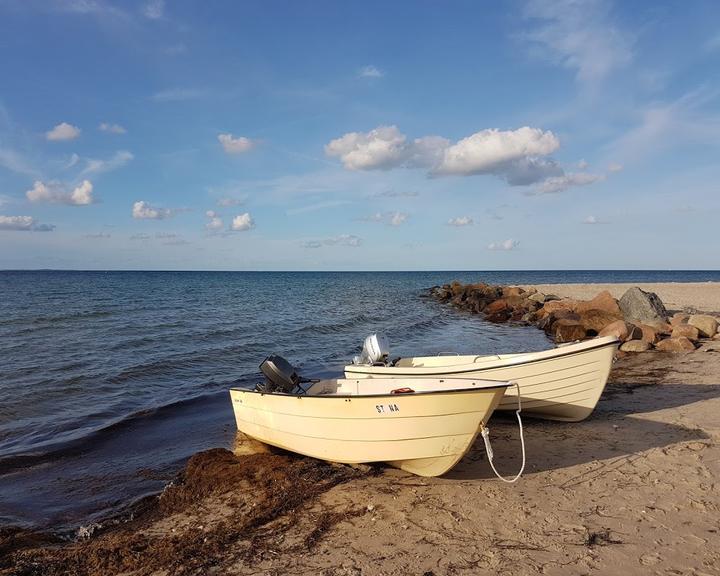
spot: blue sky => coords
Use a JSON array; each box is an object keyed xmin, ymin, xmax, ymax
[{"xmin": 0, "ymin": 0, "xmax": 719, "ymax": 270}]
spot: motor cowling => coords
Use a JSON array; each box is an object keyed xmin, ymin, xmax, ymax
[
  {"xmin": 257, "ymin": 355, "xmax": 300, "ymax": 393},
  {"xmin": 353, "ymin": 333, "xmax": 390, "ymax": 365}
]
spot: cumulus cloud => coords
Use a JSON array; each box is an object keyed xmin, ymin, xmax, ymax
[
  {"xmin": 325, "ymin": 125, "xmax": 561, "ymax": 184},
  {"xmin": 583, "ymin": 215, "xmax": 609, "ymax": 224},
  {"xmin": 577, "ymin": 159, "xmax": 589, "ymax": 170},
  {"xmin": 80, "ymin": 150, "xmax": 133, "ymax": 176},
  {"xmin": 448, "ymin": 216, "xmax": 474, "ymax": 226},
  {"xmin": 358, "ymin": 65, "xmax": 384, "ymax": 78},
  {"xmin": 99, "ymin": 122, "xmax": 127, "ymax": 134},
  {"xmin": 46, "ymin": 122, "xmax": 81, "ymax": 141},
  {"xmin": 607, "ymin": 162, "xmax": 623, "ymax": 172},
  {"xmin": 0, "ymin": 215, "xmax": 55, "ymax": 231},
  {"xmin": 26, "ymin": 180, "xmax": 95, "ymax": 205},
  {"xmin": 205, "ymin": 210, "xmax": 223, "ymax": 231},
  {"xmin": 230, "ymin": 212, "xmax": 254, "ymax": 231},
  {"xmin": 535, "ymin": 172, "xmax": 604, "ymax": 194},
  {"xmin": 325, "ymin": 126, "xmax": 409, "ymax": 171},
  {"xmin": 361, "ymin": 211, "xmax": 408, "ymax": 226},
  {"xmin": 132, "ymin": 200, "xmax": 174, "ymax": 220},
  {"xmin": 218, "ymin": 133, "xmax": 255, "ymax": 154},
  {"xmin": 302, "ymin": 234, "xmax": 362, "ymax": 248},
  {"xmin": 488, "ymin": 239, "xmax": 519, "ymax": 251},
  {"xmin": 521, "ymin": 0, "xmax": 633, "ymax": 87}
]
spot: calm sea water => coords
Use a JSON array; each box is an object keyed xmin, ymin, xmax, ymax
[{"xmin": 1, "ymin": 270, "xmax": 719, "ymax": 530}]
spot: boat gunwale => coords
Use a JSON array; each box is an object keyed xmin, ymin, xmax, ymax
[
  {"xmin": 343, "ymin": 336, "xmax": 621, "ymax": 376},
  {"xmin": 229, "ymin": 381, "xmax": 511, "ymax": 399}
]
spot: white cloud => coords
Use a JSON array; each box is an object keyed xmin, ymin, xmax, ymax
[
  {"xmin": 80, "ymin": 150, "xmax": 133, "ymax": 176},
  {"xmin": 205, "ymin": 210, "xmax": 223, "ymax": 231},
  {"xmin": 583, "ymin": 215, "xmax": 606, "ymax": 224},
  {"xmin": 302, "ymin": 234, "xmax": 362, "ymax": 248},
  {"xmin": 371, "ymin": 189, "xmax": 419, "ymax": 198},
  {"xmin": 535, "ymin": 172, "xmax": 604, "ymax": 194},
  {"xmin": 488, "ymin": 239, "xmax": 519, "ymax": 251},
  {"xmin": 65, "ymin": 153, "xmax": 80, "ymax": 169},
  {"xmin": 577, "ymin": 159, "xmax": 589, "ymax": 170},
  {"xmin": 358, "ymin": 65, "xmax": 384, "ymax": 78},
  {"xmin": 130, "ymin": 233, "xmax": 152, "ymax": 240},
  {"xmin": 0, "ymin": 215, "xmax": 54, "ymax": 232},
  {"xmin": 143, "ymin": 0, "xmax": 164, "ymax": 19},
  {"xmin": 218, "ymin": 133, "xmax": 255, "ymax": 154},
  {"xmin": 521, "ymin": 0, "xmax": 633, "ymax": 87},
  {"xmin": 448, "ymin": 216, "xmax": 474, "ymax": 226},
  {"xmin": 607, "ymin": 162, "xmax": 623, "ymax": 172},
  {"xmin": 26, "ymin": 180, "xmax": 95, "ymax": 205},
  {"xmin": 361, "ymin": 211, "xmax": 408, "ymax": 226},
  {"xmin": 84, "ymin": 232, "xmax": 111, "ymax": 238},
  {"xmin": 325, "ymin": 126, "xmax": 409, "ymax": 170},
  {"xmin": 230, "ymin": 212, "xmax": 254, "ymax": 231},
  {"xmin": 325, "ymin": 125, "xmax": 561, "ymax": 184},
  {"xmin": 609, "ymin": 89, "xmax": 720, "ymax": 161},
  {"xmin": 435, "ymin": 127, "xmax": 560, "ymax": 176},
  {"xmin": 70, "ymin": 180, "xmax": 94, "ymax": 205},
  {"xmin": 99, "ymin": 122, "xmax": 127, "ymax": 134},
  {"xmin": 132, "ymin": 200, "xmax": 173, "ymax": 220},
  {"xmin": 46, "ymin": 122, "xmax": 81, "ymax": 141}
]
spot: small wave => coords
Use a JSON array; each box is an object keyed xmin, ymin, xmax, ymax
[
  {"xmin": 0, "ymin": 385, "xmax": 252, "ymax": 476},
  {"xmin": 291, "ymin": 312, "xmax": 377, "ymax": 336}
]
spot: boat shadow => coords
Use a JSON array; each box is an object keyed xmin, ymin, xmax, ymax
[{"xmin": 446, "ymin": 382, "xmax": 719, "ymax": 481}]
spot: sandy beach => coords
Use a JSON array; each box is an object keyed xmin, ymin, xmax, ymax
[
  {"xmin": 524, "ymin": 282, "xmax": 720, "ymax": 314},
  {"xmin": 3, "ymin": 282, "xmax": 720, "ymax": 576}
]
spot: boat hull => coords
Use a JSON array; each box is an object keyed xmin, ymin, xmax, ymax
[
  {"xmin": 229, "ymin": 385, "xmax": 507, "ymax": 477},
  {"xmin": 344, "ymin": 337, "xmax": 619, "ymax": 422}
]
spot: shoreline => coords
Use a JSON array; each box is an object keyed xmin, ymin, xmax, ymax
[{"xmin": 2, "ymin": 281, "xmax": 720, "ymax": 575}]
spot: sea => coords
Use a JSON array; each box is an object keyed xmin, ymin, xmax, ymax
[{"xmin": 1, "ymin": 270, "xmax": 719, "ymax": 531}]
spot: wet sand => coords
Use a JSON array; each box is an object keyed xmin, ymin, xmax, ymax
[
  {"xmin": 4, "ymin": 340, "xmax": 720, "ymax": 575},
  {"xmin": 524, "ymin": 282, "xmax": 720, "ymax": 313}
]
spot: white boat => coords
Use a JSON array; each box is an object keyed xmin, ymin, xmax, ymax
[
  {"xmin": 230, "ymin": 369, "xmax": 511, "ymax": 477},
  {"xmin": 344, "ymin": 336, "xmax": 620, "ymax": 422}
]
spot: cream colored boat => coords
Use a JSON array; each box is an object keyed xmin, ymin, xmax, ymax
[
  {"xmin": 230, "ymin": 376, "xmax": 511, "ymax": 477},
  {"xmin": 344, "ymin": 336, "xmax": 620, "ymax": 422}
]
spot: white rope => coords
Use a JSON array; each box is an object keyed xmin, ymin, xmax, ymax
[{"xmin": 480, "ymin": 381, "xmax": 525, "ymax": 484}]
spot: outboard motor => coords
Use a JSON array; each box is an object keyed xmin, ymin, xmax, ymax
[
  {"xmin": 353, "ymin": 333, "xmax": 390, "ymax": 365},
  {"xmin": 257, "ymin": 355, "xmax": 301, "ymax": 393}
]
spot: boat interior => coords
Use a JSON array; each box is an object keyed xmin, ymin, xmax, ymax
[{"xmin": 303, "ymin": 377, "xmax": 510, "ymax": 397}]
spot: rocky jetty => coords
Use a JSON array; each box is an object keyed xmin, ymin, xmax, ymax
[{"xmin": 430, "ymin": 282, "xmax": 720, "ymax": 352}]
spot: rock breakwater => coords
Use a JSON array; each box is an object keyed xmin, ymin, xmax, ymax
[{"xmin": 430, "ymin": 282, "xmax": 720, "ymax": 352}]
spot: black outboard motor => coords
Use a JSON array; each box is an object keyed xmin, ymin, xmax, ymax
[{"xmin": 257, "ymin": 355, "xmax": 301, "ymax": 393}]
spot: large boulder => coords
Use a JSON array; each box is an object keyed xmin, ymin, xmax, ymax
[
  {"xmin": 542, "ymin": 299, "xmax": 578, "ymax": 316},
  {"xmin": 619, "ymin": 287, "xmax": 668, "ymax": 324},
  {"xmin": 620, "ymin": 340, "xmax": 652, "ymax": 352},
  {"xmin": 671, "ymin": 324, "xmax": 700, "ymax": 341},
  {"xmin": 528, "ymin": 292, "xmax": 546, "ymax": 304},
  {"xmin": 655, "ymin": 337, "xmax": 696, "ymax": 352},
  {"xmin": 688, "ymin": 314, "xmax": 718, "ymax": 338},
  {"xmin": 635, "ymin": 323, "xmax": 660, "ymax": 344},
  {"xmin": 670, "ymin": 313, "xmax": 689, "ymax": 326},
  {"xmin": 575, "ymin": 291, "xmax": 622, "ymax": 316},
  {"xmin": 598, "ymin": 320, "xmax": 641, "ymax": 342},
  {"xmin": 554, "ymin": 320, "xmax": 587, "ymax": 343},
  {"xmin": 577, "ymin": 309, "xmax": 623, "ymax": 333}
]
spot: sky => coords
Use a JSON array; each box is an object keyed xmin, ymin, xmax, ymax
[{"xmin": 0, "ymin": 0, "xmax": 719, "ymax": 271}]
